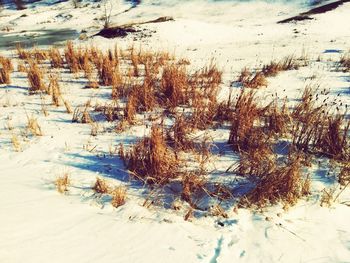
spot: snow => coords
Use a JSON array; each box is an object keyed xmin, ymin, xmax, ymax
[{"xmin": 1, "ymin": 0, "xmax": 350, "ymax": 262}]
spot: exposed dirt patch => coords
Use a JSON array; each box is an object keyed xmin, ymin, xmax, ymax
[
  {"xmin": 94, "ymin": 16, "xmax": 174, "ymax": 39},
  {"xmin": 278, "ymin": 0, "xmax": 350, "ymax": 23}
]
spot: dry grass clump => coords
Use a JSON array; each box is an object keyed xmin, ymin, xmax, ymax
[
  {"xmin": 55, "ymin": 173, "xmax": 70, "ymax": 194},
  {"xmin": 339, "ymin": 52, "xmax": 350, "ymax": 72},
  {"xmin": 92, "ymin": 178, "xmax": 127, "ymax": 207},
  {"xmin": 0, "ymin": 56, "xmax": 14, "ymax": 71},
  {"xmin": 26, "ymin": 114, "xmax": 43, "ymax": 136},
  {"xmin": 339, "ymin": 163, "xmax": 350, "ymax": 186},
  {"xmin": 263, "ymin": 99, "xmax": 291, "ymax": 136},
  {"xmin": 320, "ymin": 115, "xmax": 349, "ymax": 161},
  {"xmin": 238, "ymin": 69, "xmax": 268, "ymax": 89},
  {"xmin": 92, "ymin": 177, "xmax": 110, "ymax": 194},
  {"xmin": 64, "ymin": 41, "xmax": 79, "ymax": 74},
  {"xmin": 111, "ymin": 186, "xmax": 127, "ymax": 208},
  {"xmin": 11, "ymin": 133, "xmax": 22, "ymax": 152},
  {"xmin": 238, "ymin": 56, "xmax": 301, "ymax": 88},
  {"xmin": 181, "ymin": 172, "xmax": 207, "ymax": 206},
  {"xmin": 240, "ymin": 155, "xmax": 310, "ymax": 207},
  {"xmin": 291, "ymin": 86, "xmax": 349, "ymax": 161},
  {"xmin": 236, "ymin": 145, "xmax": 276, "ymax": 177},
  {"xmin": 123, "ymin": 90, "xmax": 138, "ymax": 123},
  {"xmin": 0, "ymin": 56, "xmax": 13, "ymax": 84},
  {"xmin": 98, "ymin": 55, "xmax": 115, "ymax": 85},
  {"xmin": 72, "ymin": 103, "xmax": 94, "ymax": 124},
  {"xmin": 160, "ymin": 64, "xmax": 189, "ymax": 109},
  {"xmin": 49, "ymin": 47, "xmax": 64, "ymax": 68},
  {"xmin": 210, "ymin": 204, "xmax": 228, "ymax": 218},
  {"xmin": 120, "ymin": 125, "xmax": 181, "ymax": 185},
  {"xmin": 16, "ymin": 44, "xmax": 31, "ymax": 60},
  {"xmin": 17, "ymin": 61, "xmax": 27, "ymax": 72},
  {"xmin": 291, "ymin": 86, "xmax": 326, "ymax": 152},
  {"xmin": 95, "ymin": 101, "xmax": 122, "ymax": 121},
  {"xmin": 228, "ymin": 90, "xmax": 263, "ymax": 151},
  {"xmin": 167, "ymin": 114, "xmax": 194, "ymax": 150},
  {"xmin": 27, "ymin": 61, "xmax": 46, "ymax": 93},
  {"xmin": 48, "ymin": 74, "xmax": 61, "ymax": 106},
  {"xmin": 0, "ymin": 66, "xmax": 10, "ymax": 84},
  {"xmin": 31, "ymin": 48, "xmax": 49, "ymax": 62},
  {"xmin": 262, "ymin": 56, "xmax": 300, "ymax": 77}
]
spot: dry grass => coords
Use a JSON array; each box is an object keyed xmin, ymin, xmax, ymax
[
  {"xmin": 339, "ymin": 52, "xmax": 350, "ymax": 72},
  {"xmin": 120, "ymin": 125, "xmax": 181, "ymax": 185},
  {"xmin": 55, "ymin": 173, "xmax": 70, "ymax": 194},
  {"xmin": 64, "ymin": 41, "xmax": 79, "ymax": 74},
  {"xmin": 236, "ymin": 145, "xmax": 276, "ymax": 177},
  {"xmin": 291, "ymin": 86, "xmax": 349, "ymax": 161},
  {"xmin": 27, "ymin": 61, "xmax": 46, "ymax": 93},
  {"xmin": 111, "ymin": 186, "xmax": 127, "ymax": 208},
  {"xmin": 167, "ymin": 114, "xmax": 194, "ymax": 150},
  {"xmin": 0, "ymin": 67, "xmax": 10, "ymax": 84},
  {"xmin": 228, "ymin": 90, "xmax": 263, "ymax": 151},
  {"xmin": 238, "ymin": 56, "xmax": 301, "ymax": 88},
  {"xmin": 238, "ymin": 69, "xmax": 267, "ymax": 89},
  {"xmin": 262, "ymin": 56, "xmax": 300, "ymax": 77},
  {"xmin": 16, "ymin": 44, "xmax": 31, "ymax": 60},
  {"xmin": 0, "ymin": 56, "xmax": 12, "ymax": 84},
  {"xmin": 98, "ymin": 55, "xmax": 116, "ymax": 86},
  {"xmin": 2, "ymin": 45, "xmax": 347, "ymax": 212},
  {"xmin": 49, "ymin": 47, "xmax": 64, "ymax": 68},
  {"xmin": 160, "ymin": 64, "xmax": 189, "ymax": 109},
  {"xmin": 263, "ymin": 98, "xmax": 291, "ymax": 136},
  {"xmin": 11, "ymin": 133, "xmax": 22, "ymax": 152},
  {"xmin": 31, "ymin": 48, "xmax": 49, "ymax": 62},
  {"xmin": 48, "ymin": 75, "xmax": 61, "ymax": 106},
  {"xmin": 320, "ymin": 115, "xmax": 349, "ymax": 161},
  {"xmin": 72, "ymin": 101, "xmax": 94, "ymax": 124},
  {"xmin": 92, "ymin": 177, "xmax": 110, "ymax": 194},
  {"xmin": 26, "ymin": 114, "xmax": 43, "ymax": 136},
  {"xmin": 210, "ymin": 204, "xmax": 228, "ymax": 218},
  {"xmin": 123, "ymin": 90, "xmax": 138, "ymax": 123},
  {"xmin": 240, "ymin": 154, "xmax": 310, "ymax": 208},
  {"xmin": 339, "ymin": 163, "xmax": 350, "ymax": 186},
  {"xmin": 95, "ymin": 101, "xmax": 122, "ymax": 122},
  {"xmin": 17, "ymin": 61, "xmax": 27, "ymax": 72},
  {"xmin": 181, "ymin": 172, "xmax": 206, "ymax": 206}
]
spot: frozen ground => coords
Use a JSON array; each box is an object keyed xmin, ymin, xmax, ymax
[{"xmin": 0, "ymin": 0, "xmax": 350, "ymax": 262}]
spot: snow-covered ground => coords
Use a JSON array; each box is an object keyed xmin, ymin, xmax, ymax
[{"xmin": 0, "ymin": 0, "xmax": 350, "ymax": 262}]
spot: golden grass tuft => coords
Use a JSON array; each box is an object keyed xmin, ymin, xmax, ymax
[
  {"xmin": 121, "ymin": 125, "xmax": 180, "ymax": 185},
  {"xmin": 49, "ymin": 47, "xmax": 64, "ymax": 68},
  {"xmin": 27, "ymin": 61, "xmax": 46, "ymax": 93},
  {"xmin": 17, "ymin": 61, "xmax": 27, "ymax": 72},
  {"xmin": 228, "ymin": 90, "xmax": 262, "ymax": 151},
  {"xmin": 55, "ymin": 173, "xmax": 70, "ymax": 194},
  {"xmin": 160, "ymin": 64, "xmax": 189, "ymax": 109},
  {"xmin": 11, "ymin": 133, "xmax": 22, "ymax": 152},
  {"xmin": 64, "ymin": 41, "xmax": 79, "ymax": 74},
  {"xmin": 240, "ymin": 155, "xmax": 310, "ymax": 208},
  {"xmin": 291, "ymin": 86, "xmax": 349, "ymax": 161},
  {"xmin": 48, "ymin": 74, "xmax": 61, "ymax": 106},
  {"xmin": 26, "ymin": 114, "xmax": 43, "ymax": 136},
  {"xmin": 339, "ymin": 52, "xmax": 350, "ymax": 72},
  {"xmin": 92, "ymin": 177, "xmax": 110, "ymax": 194},
  {"xmin": 181, "ymin": 172, "xmax": 206, "ymax": 206},
  {"xmin": 210, "ymin": 204, "xmax": 228, "ymax": 218},
  {"xmin": 111, "ymin": 186, "xmax": 127, "ymax": 208},
  {"xmin": 339, "ymin": 163, "xmax": 350, "ymax": 186},
  {"xmin": 16, "ymin": 44, "xmax": 31, "ymax": 60},
  {"xmin": 238, "ymin": 56, "xmax": 301, "ymax": 88},
  {"xmin": 0, "ymin": 56, "xmax": 12, "ymax": 84}
]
